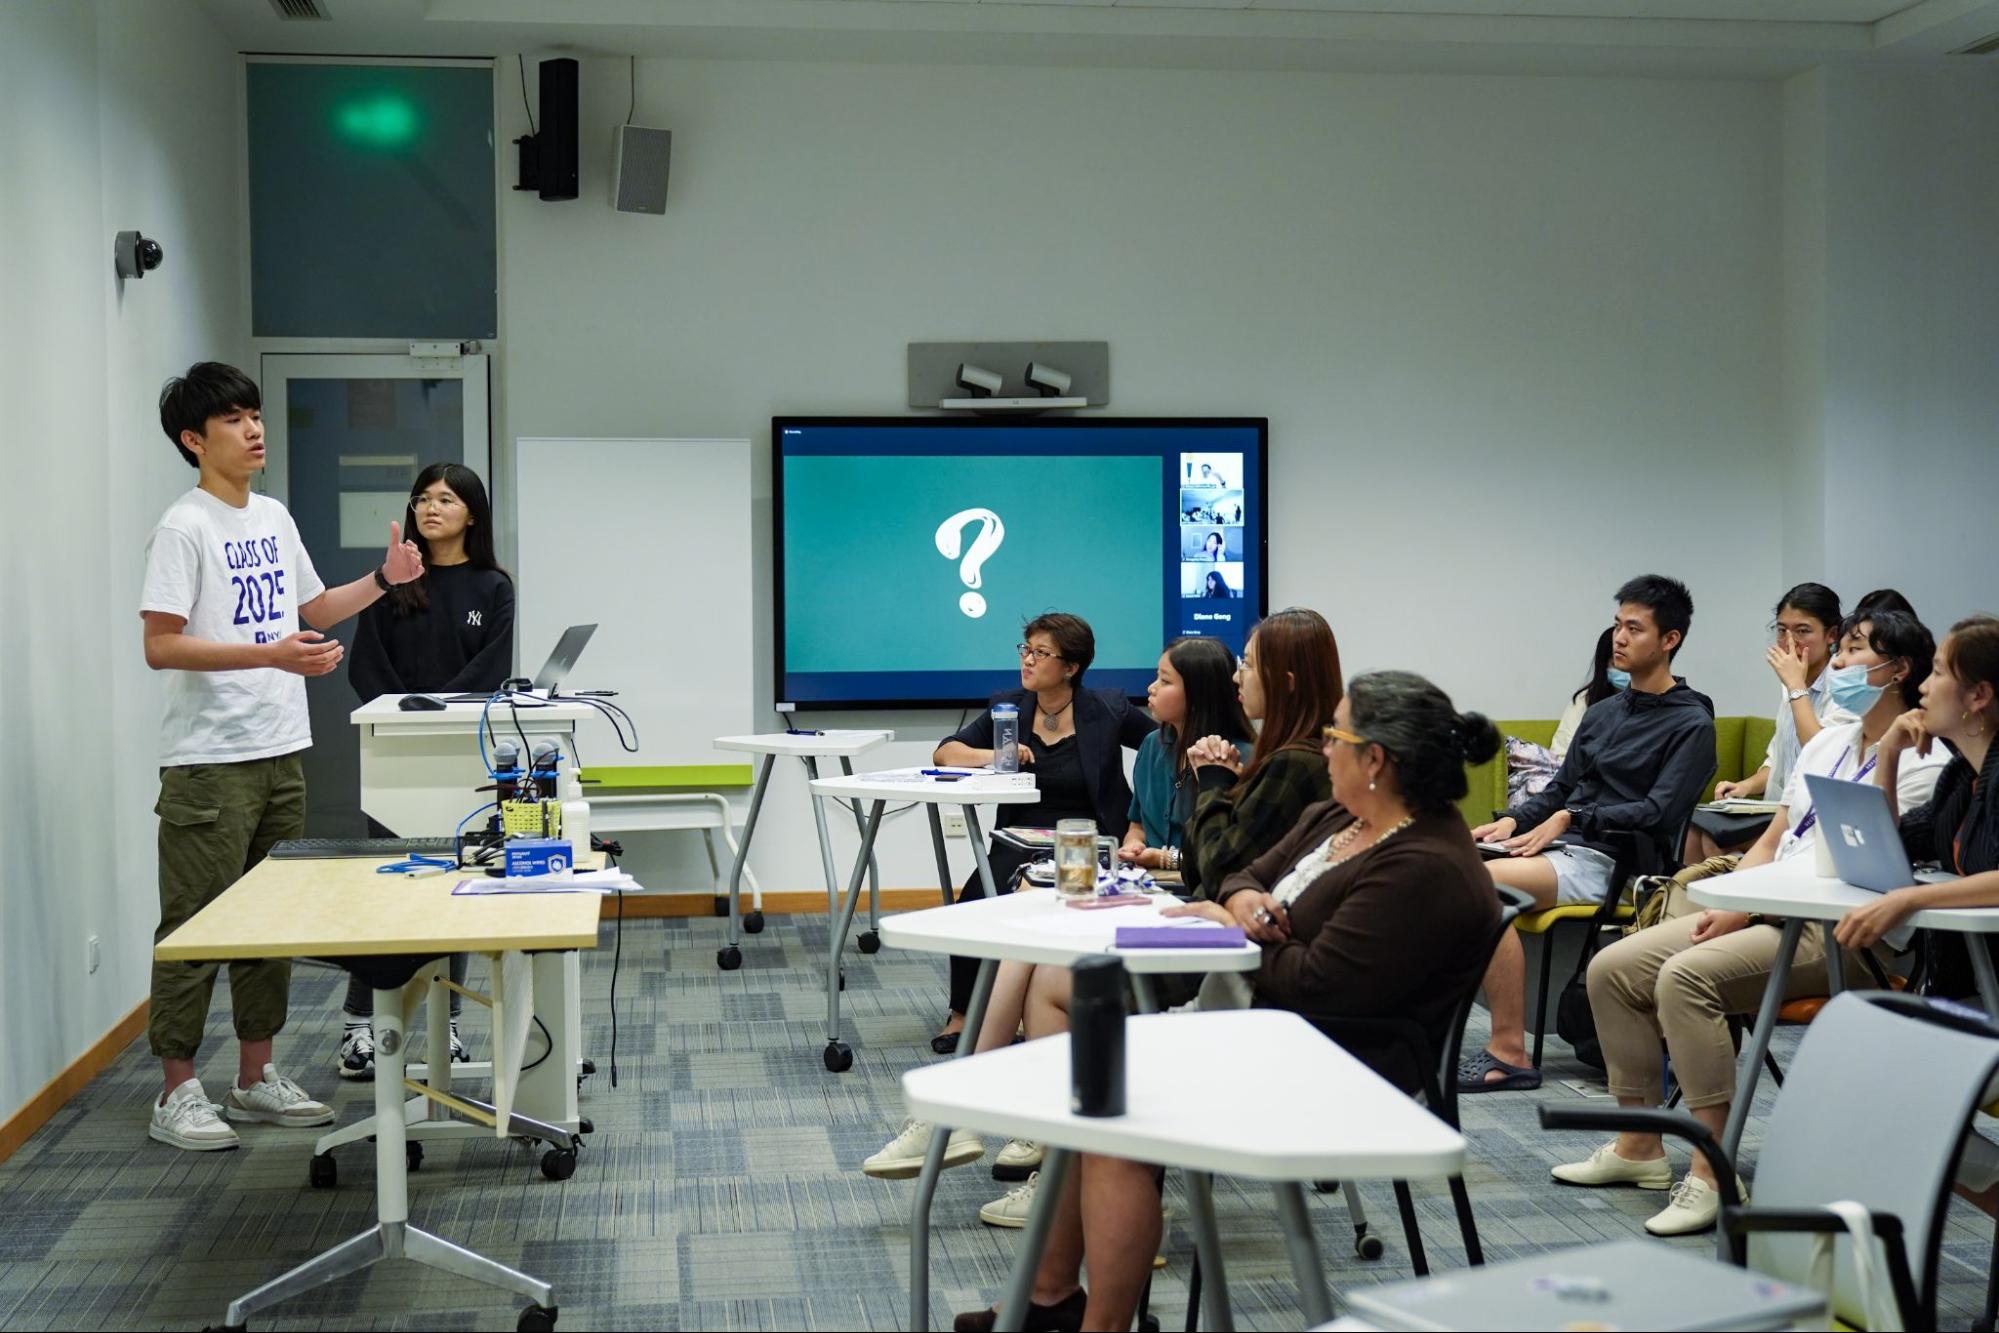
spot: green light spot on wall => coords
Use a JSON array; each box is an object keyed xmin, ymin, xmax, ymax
[{"xmin": 334, "ymin": 94, "xmax": 419, "ymax": 148}]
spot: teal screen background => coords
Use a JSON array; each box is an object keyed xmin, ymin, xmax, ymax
[{"xmin": 783, "ymin": 454, "xmax": 1162, "ymax": 675}]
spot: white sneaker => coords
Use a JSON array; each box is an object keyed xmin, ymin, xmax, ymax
[
  {"xmin": 223, "ymin": 1065, "xmax": 336, "ymax": 1128},
  {"xmin": 149, "ymin": 1079, "xmax": 240, "ymax": 1152},
  {"xmin": 862, "ymin": 1118, "xmax": 982, "ymax": 1180},
  {"xmin": 337, "ymin": 1026, "xmax": 375, "ymax": 1080},
  {"xmin": 1645, "ymin": 1173, "xmax": 1746, "ymax": 1237},
  {"xmin": 449, "ymin": 1022, "xmax": 470, "ymax": 1064},
  {"xmin": 993, "ymin": 1137, "xmax": 1044, "ymax": 1181},
  {"xmin": 980, "ymin": 1172, "xmax": 1038, "ymax": 1228},
  {"xmin": 1551, "ymin": 1141, "xmax": 1674, "ymax": 1190}
]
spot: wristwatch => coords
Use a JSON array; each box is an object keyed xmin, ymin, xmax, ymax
[
  {"xmin": 1786, "ymin": 687, "xmax": 1810, "ymax": 702},
  {"xmin": 372, "ymin": 566, "xmax": 393, "ymax": 592}
]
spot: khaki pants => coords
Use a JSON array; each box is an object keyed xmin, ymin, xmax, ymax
[
  {"xmin": 148, "ymin": 754, "xmax": 306, "ymax": 1059},
  {"xmin": 1588, "ymin": 872, "xmax": 1883, "ymax": 1110}
]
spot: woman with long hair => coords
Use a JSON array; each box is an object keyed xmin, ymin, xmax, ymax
[
  {"xmin": 340, "ymin": 462, "xmax": 514, "ymax": 1080},
  {"xmin": 1118, "ymin": 637, "xmax": 1254, "ymax": 871},
  {"xmin": 1180, "ymin": 606, "xmax": 1346, "ymax": 910}
]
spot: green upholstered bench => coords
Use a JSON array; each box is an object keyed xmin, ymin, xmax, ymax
[
  {"xmin": 578, "ymin": 763, "xmax": 758, "ymax": 892},
  {"xmin": 1456, "ymin": 714, "xmax": 1776, "ymax": 828}
]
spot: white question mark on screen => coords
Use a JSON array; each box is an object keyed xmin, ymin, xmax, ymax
[{"xmin": 934, "ymin": 508, "xmax": 1006, "ymax": 619}]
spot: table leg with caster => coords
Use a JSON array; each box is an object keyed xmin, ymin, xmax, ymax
[
  {"xmin": 824, "ymin": 800, "xmax": 884, "ymax": 1072},
  {"xmin": 220, "ymin": 982, "xmax": 555, "ymax": 1330},
  {"xmin": 718, "ymin": 755, "xmax": 775, "ymax": 969}
]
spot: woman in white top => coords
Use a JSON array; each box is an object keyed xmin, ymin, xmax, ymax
[
  {"xmin": 1688, "ymin": 582, "xmax": 1847, "ymax": 860},
  {"xmin": 1549, "ymin": 609, "xmax": 1948, "ymax": 1238}
]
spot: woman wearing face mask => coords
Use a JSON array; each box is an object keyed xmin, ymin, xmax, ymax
[
  {"xmin": 1553, "ymin": 610, "xmax": 1946, "ymax": 1237},
  {"xmin": 1689, "ymin": 583, "xmax": 1845, "ymax": 860},
  {"xmin": 1509, "ymin": 628, "xmax": 1624, "ymax": 809},
  {"xmin": 1835, "ymin": 614, "xmax": 1999, "ymax": 956}
]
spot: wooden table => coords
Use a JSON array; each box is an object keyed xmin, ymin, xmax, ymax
[{"xmin": 157, "ymin": 852, "xmax": 602, "ymax": 1330}]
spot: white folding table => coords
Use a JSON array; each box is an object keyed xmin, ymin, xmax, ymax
[
  {"xmin": 1688, "ymin": 858, "xmax": 1995, "ymax": 1162},
  {"xmin": 804, "ymin": 767, "xmax": 1040, "ymax": 1073},
  {"xmin": 904, "ymin": 1009, "xmax": 1467, "ymax": 1333},
  {"xmin": 879, "ymin": 886, "xmax": 1262, "ymax": 1331},
  {"xmin": 710, "ymin": 730, "xmax": 893, "ymax": 964}
]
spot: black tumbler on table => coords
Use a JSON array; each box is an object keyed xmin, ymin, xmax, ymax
[{"xmin": 1070, "ymin": 955, "xmax": 1127, "ymax": 1117}]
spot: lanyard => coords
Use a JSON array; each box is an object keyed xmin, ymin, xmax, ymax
[{"xmin": 1794, "ymin": 746, "xmax": 1878, "ymax": 838}]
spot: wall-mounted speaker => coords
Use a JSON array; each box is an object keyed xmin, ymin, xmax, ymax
[
  {"xmin": 612, "ymin": 125, "xmax": 673, "ymax": 214},
  {"xmin": 536, "ymin": 58, "xmax": 579, "ymax": 201}
]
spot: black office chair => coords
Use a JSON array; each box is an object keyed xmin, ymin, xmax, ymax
[{"xmin": 1168, "ymin": 884, "xmax": 1531, "ymax": 1332}]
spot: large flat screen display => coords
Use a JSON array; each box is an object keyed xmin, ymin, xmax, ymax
[{"xmin": 775, "ymin": 416, "xmax": 1269, "ymax": 708}]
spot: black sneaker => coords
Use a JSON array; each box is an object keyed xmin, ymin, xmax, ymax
[{"xmin": 337, "ymin": 1027, "xmax": 376, "ymax": 1080}]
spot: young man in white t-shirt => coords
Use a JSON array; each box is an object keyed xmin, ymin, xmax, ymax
[{"xmin": 141, "ymin": 362, "xmax": 423, "ymax": 1151}]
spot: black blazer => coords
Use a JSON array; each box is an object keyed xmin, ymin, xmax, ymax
[{"xmin": 940, "ymin": 687, "xmax": 1156, "ymax": 836}]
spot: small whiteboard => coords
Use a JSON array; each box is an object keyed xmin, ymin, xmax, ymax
[{"xmin": 513, "ymin": 437, "xmax": 753, "ymax": 768}]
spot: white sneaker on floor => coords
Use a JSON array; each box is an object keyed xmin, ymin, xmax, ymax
[
  {"xmin": 223, "ymin": 1066, "xmax": 336, "ymax": 1128},
  {"xmin": 1550, "ymin": 1141, "xmax": 1674, "ymax": 1190},
  {"xmin": 449, "ymin": 1022, "xmax": 470, "ymax": 1064},
  {"xmin": 993, "ymin": 1137, "xmax": 1044, "ymax": 1181},
  {"xmin": 863, "ymin": 1118, "xmax": 982, "ymax": 1179},
  {"xmin": 149, "ymin": 1079, "xmax": 240, "ymax": 1152},
  {"xmin": 980, "ymin": 1172, "xmax": 1038, "ymax": 1228},
  {"xmin": 1645, "ymin": 1173, "xmax": 1747, "ymax": 1236},
  {"xmin": 337, "ymin": 1027, "xmax": 375, "ymax": 1080}
]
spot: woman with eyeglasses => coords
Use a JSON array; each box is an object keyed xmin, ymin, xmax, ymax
[
  {"xmin": 949, "ymin": 672, "xmax": 1502, "ymax": 1333},
  {"xmin": 929, "ymin": 614, "xmax": 1154, "ymax": 1046},
  {"xmin": 341, "ymin": 462, "xmax": 513, "ymax": 1080},
  {"xmin": 1687, "ymin": 582, "xmax": 1844, "ymax": 860}
]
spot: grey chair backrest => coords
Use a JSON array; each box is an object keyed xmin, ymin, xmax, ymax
[{"xmin": 1751, "ymin": 991, "xmax": 1999, "ymax": 1326}]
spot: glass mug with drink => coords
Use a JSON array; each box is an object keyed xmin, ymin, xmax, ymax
[{"xmin": 1054, "ymin": 819, "xmax": 1098, "ymax": 898}]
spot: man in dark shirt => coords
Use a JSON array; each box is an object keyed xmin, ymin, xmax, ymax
[{"xmin": 1463, "ymin": 575, "xmax": 1717, "ymax": 1091}]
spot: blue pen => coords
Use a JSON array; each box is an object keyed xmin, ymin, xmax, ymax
[
  {"xmin": 921, "ymin": 768, "xmax": 973, "ymax": 776},
  {"xmin": 786, "ymin": 727, "xmax": 824, "ymax": 736}
]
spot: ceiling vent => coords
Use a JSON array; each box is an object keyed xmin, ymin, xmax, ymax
[
  {"xmin": 268, "ymin": 0, "xmax": 329, "ymax": 19},
  {"xmin": 1952, "ymin": 31, "xmax": 1999, "ymax": 54}
]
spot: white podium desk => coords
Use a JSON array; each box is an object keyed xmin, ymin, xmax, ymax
[{"xmin": 353, "ymin": 695, "xmax": 595, "ymax": 836}]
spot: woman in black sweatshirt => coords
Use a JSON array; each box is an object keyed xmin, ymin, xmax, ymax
[{"xmin": 338, "ymin": 462, "xmax": 514, "ymax": 1080}]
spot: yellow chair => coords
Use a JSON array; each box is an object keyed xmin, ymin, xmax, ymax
[{"xmin": 1515, "ymin": 893, "xmax": 1636, "ymax": 1068}]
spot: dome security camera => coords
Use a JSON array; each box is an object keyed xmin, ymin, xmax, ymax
[{"xmin": 114, "ymin": 231, "xmax": 164, "ymax": 279}]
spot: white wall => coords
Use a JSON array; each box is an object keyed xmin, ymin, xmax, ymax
[
  {"xmin": 499, "ymin": 58, "xmax": 1788, "ymax": 893},
  {"xmin": 0, "ymin": 0, "xmax": 243, "ymax": 1122},
  {"xmin": 1813, "ymin": 66, "xmax": 1999, "ymax": 626}
]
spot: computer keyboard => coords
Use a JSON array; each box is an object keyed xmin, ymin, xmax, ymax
[{"xmin": 269, "ymin": 837, "xmax": 461, "ymax": 860}]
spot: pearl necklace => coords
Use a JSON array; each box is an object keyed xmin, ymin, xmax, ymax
[{"xmin": 1326, "ymin": 814, "xmax": 1416, "ymax": 867}]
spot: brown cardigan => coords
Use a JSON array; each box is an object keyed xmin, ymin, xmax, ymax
[{"xmin": 1218, "ymin": 800, "xmax": 1500, "ymax": 1091}]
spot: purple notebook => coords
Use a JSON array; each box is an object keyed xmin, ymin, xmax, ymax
[{"xmin": 1115, "ymin": 925, "xmax": 1247, "ymax": 949}]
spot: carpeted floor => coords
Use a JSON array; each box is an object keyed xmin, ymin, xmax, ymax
[{"xmin": 1, "ymin": 911, "xmax": 1994, "ymax": 1330}]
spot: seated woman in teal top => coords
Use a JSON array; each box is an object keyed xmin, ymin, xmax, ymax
[{"xmin": 1119, "ymin": 637, "xmax": 1254, "ymax": 872}]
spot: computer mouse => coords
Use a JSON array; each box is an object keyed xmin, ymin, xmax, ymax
[{"xmin": 399, "ymin": 694, "xmax": 448, "ymax": 711}]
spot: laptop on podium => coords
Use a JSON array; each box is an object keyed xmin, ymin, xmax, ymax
[{"xmin": 444, "ymin": 624, "xmax": 597, "ymax": 702}]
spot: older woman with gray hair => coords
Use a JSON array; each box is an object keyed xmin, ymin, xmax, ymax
[{"xmin": 951, "ymin": 671, "xmax": 1504, "ymax": 1333}]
